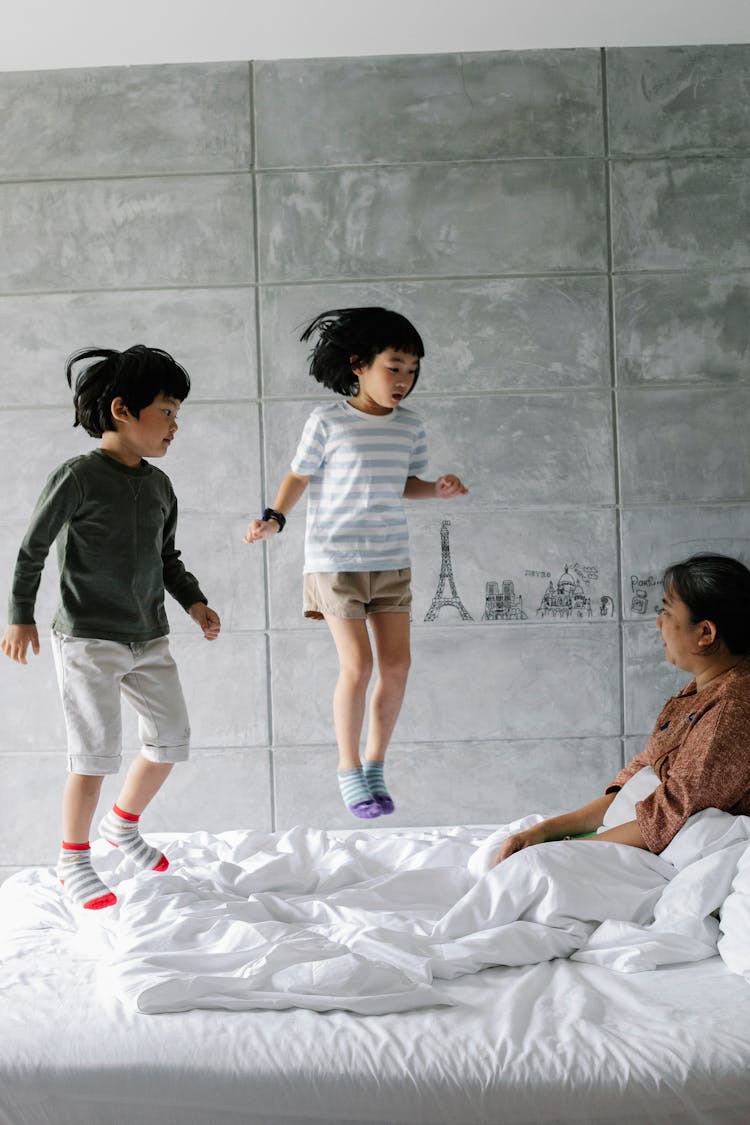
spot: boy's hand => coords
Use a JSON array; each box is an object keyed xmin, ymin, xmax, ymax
[
  {"xmin": 189, "ymin": 603, "xmax": 221, "ymax": 641},
  {"xmin": 1, "ymin": 624, "xmax": 40, "ymax": 664},
  {"xmin": 435, "ymin": 474, "xmax": 468, "ymax": 498},
  {"xmin": 243, "ymin": 518, "xmax": 280, "ymax": 543}
]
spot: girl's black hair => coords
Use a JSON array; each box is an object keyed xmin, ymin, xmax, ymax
[
  {"xmin": 663, "ymin": 553, "xmax": 750, "ymax": 655},
  {"xmin": 300, "ymin": 307, "xmax": 425, "ymax": 397},
  {"xmin": 66, "ymin": 345, "xmax": 191, "ymax": 437}
]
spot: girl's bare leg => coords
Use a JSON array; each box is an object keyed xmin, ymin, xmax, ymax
[
  {"xmin": 324, "ymin": 615, "xmax": 373, "ymax": 770},
  {"xmin": 364, "ymin": 611, "xmax": 411, "ymax": 762}
]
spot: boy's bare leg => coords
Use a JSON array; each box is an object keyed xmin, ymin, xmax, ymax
[
  {"xmin": 59, "ymin": 772, "xmax": 116, "ymax": 909},
  {"xmin": 62, "ymin": 772, "xmax": 105, "ymax": 842},
  {"xmin": 98, "ymin": 753, "xmax": 173, "ymax": 871},
  {"xmin": 115, "ymin": 754, "xmax": 173, "ymax": 815}
]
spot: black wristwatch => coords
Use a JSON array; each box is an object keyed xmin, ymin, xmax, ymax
[{"xmin": 262, "ymin": 507, "xmax": 286, "ymax": 532}]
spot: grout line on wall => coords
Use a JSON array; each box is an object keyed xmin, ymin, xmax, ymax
[
  {"xmin": 4, "ymin": 382, "xmax": 745, "ymax": 416},
  {"xmin": 0, "ymin": 732, "xmax": 643, "ymax": 758},
  {"xmin": 3, "ymin": 151, "xmax": 750, "ymax": 189},
  {"xmin": 253, "ymin": 151, "xmax": 750, "ymax": 172},
  {"xmin": 250, "ymin": 57, "xmax": 278, "ymax": 831},
  {"xmin": 601, "ymin": 46, "xmax": 628, "ymax": 775},
  {"xmin": 4, "ymin": 265, "xmax": 750, "ymax": 302}
]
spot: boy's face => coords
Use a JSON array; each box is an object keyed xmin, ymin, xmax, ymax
[{"xmin": 124, "ymin": 393, "xmax": 181, "ymax": 459}]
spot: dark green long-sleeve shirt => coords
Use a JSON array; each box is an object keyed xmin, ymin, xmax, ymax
[{"xmin": 8, "ymin": 450, "xmax": 205, "ymax": 643}]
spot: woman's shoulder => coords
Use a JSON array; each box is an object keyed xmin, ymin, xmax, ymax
[
  {"xmin": 697, "ymin": 659, "xmax": 750, "ymax": 731},
  {"xmin": 719, "ymin": 656, "xmax": 750, "ymax": 702}
]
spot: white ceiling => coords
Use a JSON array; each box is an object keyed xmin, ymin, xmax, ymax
[{"xmin": 2, "ymin": 0, "xmax": 750, "ymax": 72}]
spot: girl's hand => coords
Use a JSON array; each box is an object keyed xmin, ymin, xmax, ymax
[
  {"xmin": 435, "ymin": 474, "xmax": 468, "ymax": 498},
  {"xmin": 243, "ymin": 518, "xmax": 280, "ymax": 543},
  {"xmin": 494, "ymin": 823, "xmax": 546, "ymax": 866}
]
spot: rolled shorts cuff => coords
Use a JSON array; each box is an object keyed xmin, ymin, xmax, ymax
[
  {"xmin": 67, "ymin": 754, "xmax": 122, "ymax": 776},
  {"xmin": 140, "ymin": 742, "xmax": 190, "ymax": 765}
]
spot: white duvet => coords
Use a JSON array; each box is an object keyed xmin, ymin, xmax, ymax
[{"xmin": 2, "ymin": 809, "xmax": 750, "ymax": 1016}]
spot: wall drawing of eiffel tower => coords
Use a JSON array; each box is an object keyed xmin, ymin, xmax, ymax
[{"xmin": 424, "ymin": 519, "xmax": 473, "ymax": 622}]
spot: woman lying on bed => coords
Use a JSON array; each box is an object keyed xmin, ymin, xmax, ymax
[{"xmin": 496, "ymin": 553, "xmax": 750, "ymax": 865}]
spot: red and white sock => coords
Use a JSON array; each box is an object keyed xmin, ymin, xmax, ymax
[
  {"xmin": 57, "ymin": 842, "xmax": 117, "ymax": 910},
  {"xmin": 99, "ymin": 805, "xmax": 168, "ymax": 871}
]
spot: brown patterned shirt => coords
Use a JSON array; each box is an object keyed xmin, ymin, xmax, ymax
[{"xmin": 607, "ymin": 656, "xmax": 750, "ymax": 853}]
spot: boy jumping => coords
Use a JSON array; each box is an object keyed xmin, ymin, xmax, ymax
[{"xmin": 1, "ymin": 345, "xmax": 220, "ymax": 909}]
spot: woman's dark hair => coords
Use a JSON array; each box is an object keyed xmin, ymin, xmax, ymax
[
  {"xmin": 66, "ymin": 345, "xmax": 191, "ymax": 437},
  {"xmin": 300, "ymin": 307, "xmax": 424, "ymax": 397},
  {"xmin": 663, "ymin": 553, "xmax": 750, "ymax": 655}
]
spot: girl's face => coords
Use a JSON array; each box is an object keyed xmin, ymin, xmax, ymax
[{"xmin": 350, "ymin": 348, "xmax": 419, "ymax": 415}]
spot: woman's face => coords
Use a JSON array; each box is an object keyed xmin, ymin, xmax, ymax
[{"xmin": 656, "ymin": 585, "xmax": 705, "ymax": 671}]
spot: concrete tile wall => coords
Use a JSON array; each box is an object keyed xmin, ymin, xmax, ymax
[{"xmin": 1, "ymin": 44, "xmax": 749, "ymax": 878}]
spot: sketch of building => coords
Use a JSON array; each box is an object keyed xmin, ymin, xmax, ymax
[
  {"xmin": 599, "ymin": 594, "xmax": 616, "ymax": 617},
  {"xmin": 424, "ymin": 520, "xmax": 473, "ymax": 622},
  {"xmin": 483, "ymin": 579, "xmax": 527, "ymax": 620},
  {"xmin": 537, "ymin": 565, "xmax": 592, "ymax": 618}
]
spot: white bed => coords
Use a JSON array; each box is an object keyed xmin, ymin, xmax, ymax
[{"xmin": 2, "ymin": 816, "xmax": 750, "ymax": 1125}]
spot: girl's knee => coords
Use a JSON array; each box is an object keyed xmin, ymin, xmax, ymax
[
  {"xmin": 340, "ymin": 655, "xmax": 374, "ymax": 689},
  {"xmin": 378, "ymin": 654, "xmax": 411, "ymax": 685}
]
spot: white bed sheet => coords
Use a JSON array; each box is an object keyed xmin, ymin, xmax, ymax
[{"xmin": 1, "ymin": 822, "xmax": 750, "ymax": 1125}]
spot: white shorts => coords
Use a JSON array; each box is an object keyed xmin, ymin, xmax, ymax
[{"xmin": 51, "ymin": 632, "xmax": 191, "ymax": 775}]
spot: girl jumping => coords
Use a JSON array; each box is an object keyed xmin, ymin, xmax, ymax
[{"xmin": 245, "ymin": 307, "xmax": 467, "ymax": 818}]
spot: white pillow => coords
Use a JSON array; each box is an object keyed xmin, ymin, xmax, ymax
[{"xmin": 598, "ymin": 766, "xmax": 661, "ymax": 832}]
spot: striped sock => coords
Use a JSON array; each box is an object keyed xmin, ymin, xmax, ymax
[
  {"xmin": 98, "ymin": 804, "xmax": 169, "ymax": 871},
  {"xmin": 57, "ymin": 842, "xmax": 117, "ymax": 910},
  {"xmin": 363, "ymin": 760, "xmax": 395, "ymax": 815},
  {"xmin": 337, "ymin": 767, "xmax": 382, "ymax": 819}
]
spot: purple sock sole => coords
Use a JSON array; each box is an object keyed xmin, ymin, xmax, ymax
[
  {"xmin": 349, "ymin": 799, "xmax": 382, "ymax": 819},
  {"xmin": 373, "ymin": 795, "xmax": 395, "ymax": 815}
]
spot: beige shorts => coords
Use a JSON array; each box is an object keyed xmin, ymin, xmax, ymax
[
  {"xmin": 303, "ymin": 568, "xmax": 412, "ymax": 620},
  {"xmin": 51, "ymin": 631, "xmax": 191, "ymax": 775}
]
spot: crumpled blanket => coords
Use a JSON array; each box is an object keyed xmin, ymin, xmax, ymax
[{"xmin": 1, "ymin": 809, "xmax": 749, "ymax": 1014}]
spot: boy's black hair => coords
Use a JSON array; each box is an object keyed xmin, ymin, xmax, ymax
[
  {"xmin": 663, "ymin": 553, "xmax": 750, "ymax": 655},
  {"xmin": 66, "ymin": 345, "xmax": 191, "ymax": 438},
  {"xmin": 300, "ymin": 307, "xmax": 425, "ymax": 397}
]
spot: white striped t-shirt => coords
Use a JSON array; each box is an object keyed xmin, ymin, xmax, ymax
[{"xmin": 291, "ymin": 401, "xmax": 428, "ymax": 573}]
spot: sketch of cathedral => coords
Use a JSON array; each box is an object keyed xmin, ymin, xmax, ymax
[
  {"xmin": 483, "ymin": 579, "xmax": 527, "ymax": 620},
  {"xmin": 599, "ymin": 594, "xmax": 616, "ymax": 617},
  {"xmin": 537, "ymin": 565, "xmax": 592, "ymax": 618},
  {"xmin": 424, "ymin": 520, "xmax": 473, "ymax": 622}
]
